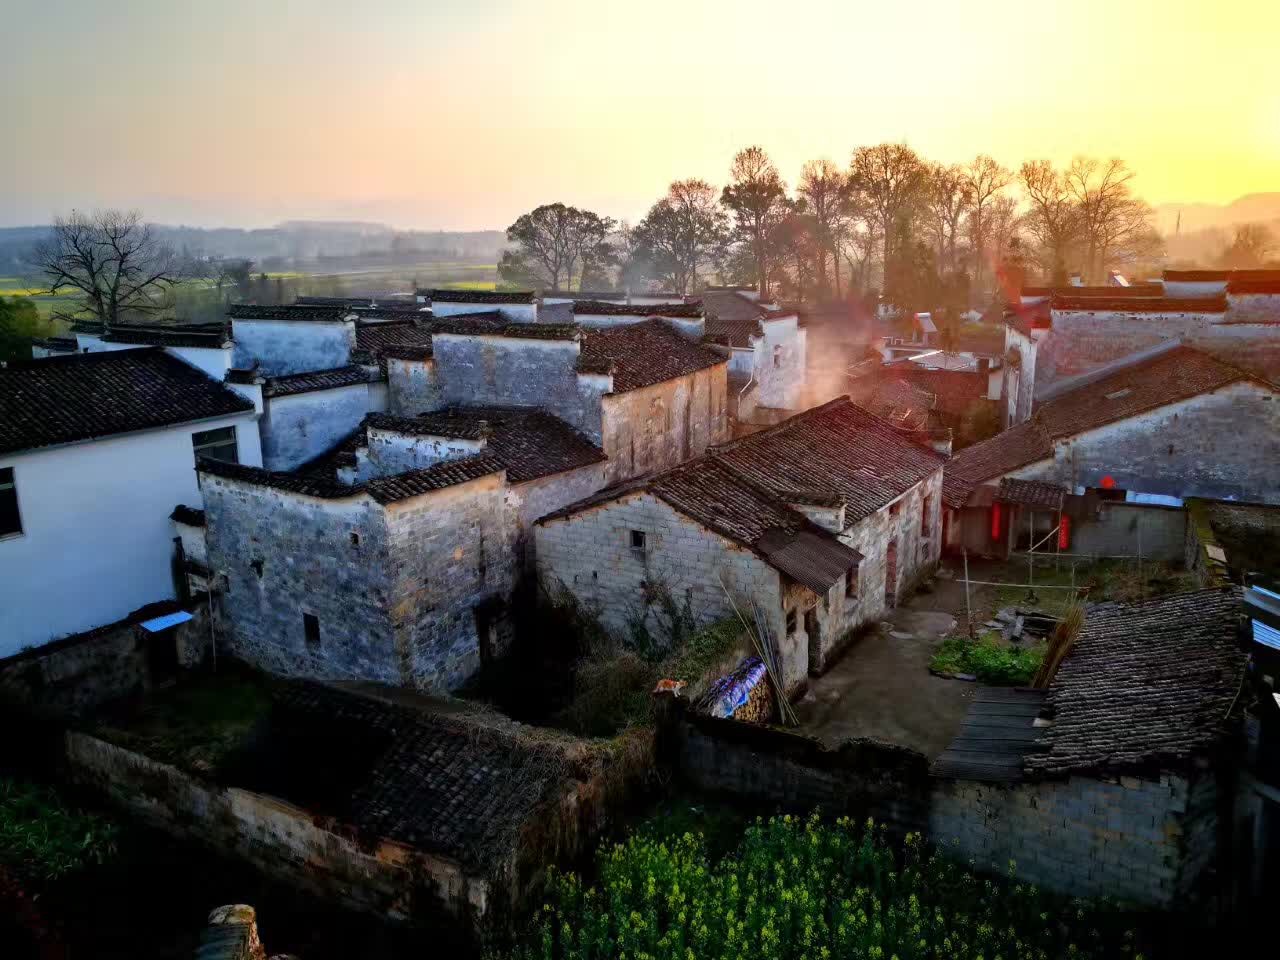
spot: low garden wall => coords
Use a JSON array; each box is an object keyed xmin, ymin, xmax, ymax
[{"xmin": 1070, "ymin": 502, "xmax": 1187, "ymax": 563}]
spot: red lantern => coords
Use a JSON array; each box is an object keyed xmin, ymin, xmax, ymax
[
  {"xmin": 990, "ymin": 502, "xmax": 1002, "ymax": 540},
  {"xmin": 1101, "ymin": 475, "xmax": 1116, "ymax": 489},
  {"xmin": 1058, "ymin": 515, "xmax": 1071, "ymax": 550}
]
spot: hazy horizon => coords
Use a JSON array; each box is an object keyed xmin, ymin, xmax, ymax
[{"xmin": 4, "ymin": 0, "xmax": 1277, "ymax": 232}]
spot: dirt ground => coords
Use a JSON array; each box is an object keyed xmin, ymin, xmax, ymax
[{"xmin": 792, "ymin": 573, "xmax": 977, "ymax": 759}]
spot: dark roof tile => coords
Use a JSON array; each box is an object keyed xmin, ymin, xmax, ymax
[
  {"xmin": 577, "ymin": 319, "xmax": 725, "ymax": 391},
  {"xmin": 0, "ymin": 349, "xmax": 253, "ymax": 456},
  {"xmin": 227, "ymin": 304, "xmax": 353, "ymax": 322},
  {"xmin": 1051, "ymin": 294, "xmax": 1228, "ymax": 313},
  {"xmin": 428, "ymin": 289, "xmax": 535, "ymax": 304},
  {"xmin": 261, "ymin": 365, "xmax": 379, "ymax": 398},
  {"xmin": 572, "ymin": 300, "xmax": 704, "ymax": 319}
]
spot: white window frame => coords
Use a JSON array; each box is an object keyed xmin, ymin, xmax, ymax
[
  {"xmin": 192, "ymin": 426, "xmax": 239, "ymax": 464},
  {"xmin": 0, "ymin": 466, "xmax": 22, "ymax": 539}
]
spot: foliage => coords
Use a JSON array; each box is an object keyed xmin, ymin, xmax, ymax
[
  {"xmin": 931, "ymin": 632, "xmax": 1045, "ymax": 685},
  {"xmin": 0, "ymin": 295, "xmax": 54, "ymax": 362},
  {"xmin": 500, "ymin": 814, "xmax": 1136, "ymax": 960},
  {"xmin": 632, "ymin": 179, "xmax": 729, "ymax": 294},
  {"xmin": 0, "ymin": 778, "xmax": 119, "ymax": 883},
  {"xmin": 955, "ymin": 399, "xmax": 1001, "ymax": 449},
  {"xmin": 721, "ymin": 147, "xmax": 789, "ymax": 296},
  {"xmin": 504, "ymin": 203, "xmax": 616, "ymax": 291}
]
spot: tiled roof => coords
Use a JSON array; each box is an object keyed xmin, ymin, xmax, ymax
[
  {"xmin": 1163, "ymin": 269, "xmax": 1229, "ymax": 282},
  {"xmin": 170, "ymin": 504, "xmax": 206, "ymax": 527},
  {"xmin": 0, "ymin": 349, "xmax": 254, "ymax": 456},
  {"xmin": 943, "ymin": 346, "xmax": 1271, "ymax": 506},
  {"xmin": 268, "ymin": 680, "xmax": 575, "ymax": 869},
  {"xmin": 1227, "ymin": 278, "xmax": 1280, "ymax": 295},
  {"xmin": 352, "ymin": 319, "xmax": 435, "ymax": 365},
  {"xmin": 428, "ymin": 289, "xmax": 535, "ymax": 304},
  {"xmin": 997, "ymin": 477, "xmax": 1065, "ymax": 509},
  {"xmin": 367, "ymin": 407, "xmax": 606, "ymax": 483},
  {"xmin": 572, "ymin": 300, "xmax": 704, "ymax": 319},
  {"xmin": 100, "ymin": 323, "xmax": 232, "ymax": 348},
  {"xmin": 711, "ymin": 397, "xmax": 945, "ymax": 522},
  {"xmin": 884, "ymin": 367, "xmax": 988, "ymax": 419},
  {"xmin": 1022, "ymin": 285, "xmax": 1162, "ymax": 298},
  {"xmin": 295, "ymin": 296, "xmax": 420, "ymax": 310},
  {"xmin": 701, "ymin": 290, "xmax": 766, "ymax": 348},
  {"xmin": 261, "ymin": 365, "xmax": 379, "ymax": 398},
  {"xmin": 1026, "ymin": 588, "xmax": 1246, "ymax": 777},
  {"xmin": 1032, "ymin": 345, "xmax": 1264, "ymax": 438},
  {"xmin": 199, "ymin": 451, "xmax": 503, "ymax": 505},
  {"xmin": 227, "ymin": 304, "xmax": 353, "ymax": 322},
  {"xmin": 542, "ymin": 289, "xmax": 626, "ymax": 300},
  {"xmin": 943, "ymin": 422, "xmax": 1053, "ymax": 508},
  {"xmin": 1050, "ymin": 294, "xmax": 1228, "ymax": 313},
  {"xmin": 577, "ymin": 319, "xmax": 726, "ymax": 391},
  {"xmin": 431, "ymin": 320, "xmax": 578, "ymax": 340}
]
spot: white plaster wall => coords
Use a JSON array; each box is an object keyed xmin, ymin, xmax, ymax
[
  {"xmin": 431, "ymin": 302, "xmax": 537, "ymax": 323},
  {"xmin": 1227, "ymin": 292, "xmax": 1280, "ymax": 323},
  {"xmin": 166, "ymin": 346, "xmax": 233, "ymax": 381},
  {"xmin": 259, "ymin": 383, "xmax": 381, "ymax": 472},
  {"xmin": 0, "ymin": 413, "xmax": 261, "ymax": 654},
  {"xmin": 1163, "ymin": 280, "xmax": 1226, "ymax": 298},
  {"xmin": 365, "ymin": 428, "xmax": 486, "ymax": 477},
  {"xmin": 753, "ymin": 315, "xmax": 806, "ymax": 410},
  {"xmin": 230, "ymin": 318, "xmax": 356, "ymax": 376}
]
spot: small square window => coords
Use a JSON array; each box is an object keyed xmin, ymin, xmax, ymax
[
  {"xmin": 193, "ymin": 426, "xmax": 238, "ymax": 464},
  {"xmin": 786, "ymin": 609, "xmax": 797, "ymax": 635},
  {"xmin": 889, "ymin": 501, "xmax": 901, "ymax": 517},
  {"xmin": 303, "ymin": 613, "xmax": 320, "ymax": 649},
  {"xmin": 0, "ymin": 467, "xmax": 21, "ymax": 538},
  {"xmin": 846, "ymin": 570, "xmax": 859, "ymax": 599},
  {"xmin": 630, "ymin": 530, "xmax": 646, "ymax": 550}
]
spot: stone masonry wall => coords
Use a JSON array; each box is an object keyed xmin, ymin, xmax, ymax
[
  {"xmin": 432, "ymin": 334, "xmax": 606, "ymax": 443},
  {"xmin": 386, "ymin": 357, "xmax": 442, "ymax": 416},
  {"xmin": 504, "ymin": 465, "xmax": 609, "ymax": 569},
  {"xmin": 1068, "ymin": 502, "xmax": 1187, "ymax": 562},
  {"xmin": 383, "ymin": 473, "xmax": 511, "ymax": 691},
  {"xmin": 535, "ymin": 492, "xmax": 804, "ymax": 691},
  {"xmin": 599, "ymin": 365, "xmax": 728, "ymax": 484},
  {"xmin": 929, "ymin": 770, "xmax": 1215, "ymax": 907},
  {"xmin": 365, "ymin": 427, "xmax": 485, "ymax": 477},
  {"xmin": 62, "ymin": 731, "xmax": 490, "ymax": 930},
  {"xmin": 202, "ymin": 474, "xmax": 401, "ymax": 686},
  {"xmin": 1034, "ymin": 382, "xmax": 1280, "ymax": 504}
]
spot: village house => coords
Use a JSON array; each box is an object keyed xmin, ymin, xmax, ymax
[
  {"xmin": 941, "ymin": 344, "xmax": 1280, "ymax": 556},
  {"xmin": 932, "ymin": 588, "xmax": 1247, "ymax": 907},
  {"xmin": 535, "ymin": 397, "xmax": 945, "ymax": 694},
  {"xmin": 701, "ymin": 288, "xmax": 808, "ymax": 423},
  {"xmin": 0, "ymin": 348, "xmax": 260, "ymax": 654}
]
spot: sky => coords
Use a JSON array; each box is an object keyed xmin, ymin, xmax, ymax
[{"xmin": 3, "ymin": 0, "xmax": 1278, "ymax": 230}]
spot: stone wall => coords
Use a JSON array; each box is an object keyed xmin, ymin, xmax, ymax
[
  {"xmin": 598, "ymin": 366, "xmax": 728, "ymax": 484},
  {"xmin": 535, "ymin": 492, "xmax": 804, "ymax": 689},
  {"xmin": 1069, "ymin": 502, "xmax": 1187, "ymax": 562},
  {"xmin": 1026, "ymin": 382, "xmax": 1280, "ymax": 504},
  {"xmin": 365, "ymin": 426, "xmax": 485, "ymax": 477},
  {"xmin": 504, "ymin": 465, "xmax": 609, "ymax": 569},
  {"xmin": 260, "ymin": 383, "xmax": 382, "ymax": 472},
  {"xmin": 0, "ymin": 603, "xmax": 211, "ymax": 714},
  {"xmin": 231, "ymin": 318, "xmax": 355, "ymax": 377},
  {"xmin": 929, "ymin": 768, "xmax": 1222, "ymax": 907},
  {"xmin": 663, "ymin": 700, "xmax": 933, "ymax": 835},
  {"xmin": 1228, "ymin": 292, "xmax": 1280, "ymax": 324},
  {"xmin": 431, "ymin": 333, "xmax": 606, "ymax": 442},
  {"xmin": 62, "ymin": 731, "xmax": 486, "ymax": 928},
  {"xmin": 386, "ymin": 357, "xmax": 441, "ymax": 416}
]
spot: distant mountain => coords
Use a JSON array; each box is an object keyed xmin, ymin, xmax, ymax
[{"xmin": 1155, "ymin": 193, "xmax": 1280, "ymax": 235}]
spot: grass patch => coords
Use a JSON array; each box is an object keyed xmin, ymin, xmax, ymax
[
  {"xmin": 0, "ymin": 778, "xmax": 119, "ymax": 884},
  {"xmin": 931, "ymin": 631, "xmax": 1044, "ymax": 685},
  {"xmin": 502, "ymin": 813, "xmax": 1139, "ymax": 960},
  {"xmin": 90, "ymin": 671, "xmax": 273, "ymax": 775}
]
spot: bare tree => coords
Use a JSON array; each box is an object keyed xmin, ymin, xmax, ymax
[
  {"xmin": 720, "ymin": 147, "xmax": 788, "ymax": 297},
  {"xmin": 633, "ymin": 179, "xmax": 728, "ymax": 295},
  {"xmin": 31, "ymin": 209, "xmax": 183, "ymax": 331},
  {"xmin": 1065, "ymin": 157, "xmax": 1151, "ymax": 282},
  {"xmin": 924, "ymin": 163, "xmax": 971, "ymax": 276},
  {"xmin": 504, "ymin": 203, "xmax": 616, "ymax": 291},
  {"xmin": 798, "ymin": 159, "xmax": 857, "ymax": 298},
  {"xmin": 962, "ymin": 155, "xmax": 1013, "ymax": 297},
  {"xmin": 850, "ymin": 144, "xmax": 927, "ymax": 283},
  {"xmin": 1019, "ymin": 160, "xmax": 1080, "ymax": 284},
  {"xmin": 1219, "ymin": 222, "xmax": 1278, "ymax": 268}
]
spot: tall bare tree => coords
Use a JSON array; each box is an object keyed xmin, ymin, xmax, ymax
[
  {"xmin": 1219, "ymin": 223, "xmax": 1278, "ymax": 268},
  {"xmin": 720, "ymin": 147, "xmax": 788, "ymax": 297},
  {"xmin": 1019, "ymin": 160, "xmax": 1080, "ymax": 284},
  {"xmin": 503, "ymin": 203, "xmax": 616, "ymax": 291},
  {"xmin": 798, "ymin": 159, "xmax": 857, "ymax": 298},
  {"xmin": 924, "ymin": 163, "xmax": 971, "ymax": 276},
  {"xmin": 850, "ymin": 144, "xmax": 927, "ymax": 283},
  {"xmin": 633, "ymin": 179, "xmax": 728, "ymax": 295},
  {"xmin": 1065, "ymin": 157, "xmax": 1151, "ymax": 282},
  {"xmin": 962, "ymin": 155, "xmax": 1013, "ymax": 297},
  {"xmin": 32, "ymin": 209, "xmax": 183, "ymax": 331}
]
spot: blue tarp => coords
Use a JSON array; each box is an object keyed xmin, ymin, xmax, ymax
[{"xmin": 139, "ymin": 610, "xmax": 194, "ymax": 632}]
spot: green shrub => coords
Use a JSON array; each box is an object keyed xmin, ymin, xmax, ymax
[
  {"xmin": 930, "ymin": 632, "xmax": 1044, "ymax": 685},
  {"xmin": 501, "ymin": 813, "xmax": 1137, "ymax": 960},
  {"xmin": 0, "ymin": 778, "xmax": 119, "ymax": 883}
]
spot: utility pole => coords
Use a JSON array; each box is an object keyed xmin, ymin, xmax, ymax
[{"xmin": 963, "ymin": 548, "xmax": 974, "ymax": 638}]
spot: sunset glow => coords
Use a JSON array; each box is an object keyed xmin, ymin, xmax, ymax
[{"xmin": 2, "ymin": 0, "xmax": 1277, "ymax": 228}]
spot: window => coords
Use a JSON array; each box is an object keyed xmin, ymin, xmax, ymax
[
  {"xmin": 303, "ymin": 613, "xmax": 320, "ymax": 649},
  {"xmin": 786, "ymin": 609, "xmax": 798, "ymax": 635},
  {"xmin": 0, "ymin": 467, "xmax": 21, "ymax": 537},
  {"xmin": 772, "ymin": 344, "xmax": 782, "ymax": 368},
  {"xmin": 630, "ymin": 529, "xmax": 646, "ymax": 551},
  {"xmin": 846, "ymin": 569, "xmax": 859, "ymax": 600},
  {"xmin": 192, "ymin": 426, "xmax": 238, "ymax": 464},
  {"xmin": 921, "ymin": 495, "xmax": 932, "ymax": 537},
  {"xmin": 889, "ymin": 500, "xmax": 901, "ymax": 517}
]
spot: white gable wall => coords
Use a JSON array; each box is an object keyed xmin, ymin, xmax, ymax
[{"xmin": 0, "ymin": 412, "xmax": 261, "ymax": 654}]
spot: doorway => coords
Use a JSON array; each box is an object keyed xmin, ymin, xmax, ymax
[{"xmin": 885, "ymin": 538, "xmax": 899, "ymax": 607}]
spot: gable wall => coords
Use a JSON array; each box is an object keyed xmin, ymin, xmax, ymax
[
  {"xmin": 754, "ymin": 316, "xmax": 806, "ymax": 410},
  {"xmin": 231, "ymin": 318, "xmax": 355, "ymax": 377},
  {"xmin": 260, "ymin": 382, "xmax": 384, "ymax": 471},
  {"xmin": 385, "ymin": 356, "xmax": 441, "ymax": 416}
]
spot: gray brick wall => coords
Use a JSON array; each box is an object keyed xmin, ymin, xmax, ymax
[{"xmin": 929, "ymin": 771, "xmax": 1215, "ymax": 908}]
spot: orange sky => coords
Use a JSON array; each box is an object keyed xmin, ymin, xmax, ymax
[{"xmin": 3, "ymin": 0, "xmax": 1277, "ymax": 229}]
